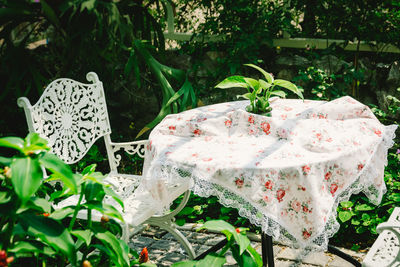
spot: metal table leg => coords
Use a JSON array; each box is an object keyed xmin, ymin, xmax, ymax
[{"xmin": 261, "ymin": 233, "xmax": 275, "ymax": 267}]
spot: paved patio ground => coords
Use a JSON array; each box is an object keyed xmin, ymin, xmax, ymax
[{"xmin": 129, "ymin": 224, "xmax": 367, "ymax": 267}]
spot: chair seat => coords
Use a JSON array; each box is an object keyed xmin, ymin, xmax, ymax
[{"xmin": 54, "ymin": 174, "xmax": 190, "ymax": 227}]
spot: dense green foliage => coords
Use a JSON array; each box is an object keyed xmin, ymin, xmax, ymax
[
  {"xmin": 1, "ymin": 0, "xmax": 400, "ymax": 259},
  {"xmin": 0, "ymin": 134, "xmax": 156, "ymax": 266}
]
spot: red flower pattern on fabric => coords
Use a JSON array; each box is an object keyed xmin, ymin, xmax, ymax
[
  {"xmin": 265, "ymin": 180, "xmax": 273, "ymax": 190},
  {"xmin": 277, "ymin": 189, "xmax": 285, "ymax": 202},
  {"xmin": 261, "ymin": 122, "xmax": 271, "ymax": 135},
  {"xmin": 248, "ymin": 115, "xmax": 255, "ymax": 124},
  {"xmin": 235, "ymin": 178, "xmax": 244, "ymax": 188},
  {"xmin": 330, "ymin": 183, "xmax": 338, "ymax": 196}
]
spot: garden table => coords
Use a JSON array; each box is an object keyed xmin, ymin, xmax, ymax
[{"xmin": 136, "ymin": 96, "xmax": 397, "ymax": 265}]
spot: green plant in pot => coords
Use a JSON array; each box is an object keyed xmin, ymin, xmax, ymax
[{"xmin": 216, "ymin": 64, "xmax": 304, "ymax": 115}]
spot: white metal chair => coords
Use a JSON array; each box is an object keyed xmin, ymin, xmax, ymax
[
  {"xmin": 362, "ymin": 207, "xmax": 400, "ymax": 267},
  {"xmin": 17, "ymin": 72, "xmax": 196, "ymax": 259}
]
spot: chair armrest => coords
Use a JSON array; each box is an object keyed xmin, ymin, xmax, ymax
[
  {"xmin": 377, "ymin": 222, "xmax": 400, "ymax": 234},
  {"xmin": 110, "ymin": 140, "xmax": 148, "ymax": 158},
  {"xmin": 107, "ymin": 140, "xmax": 148, "ymax": 170}
]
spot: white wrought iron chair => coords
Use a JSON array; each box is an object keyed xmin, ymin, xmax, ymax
[{"xmin": 17, "ymin": 72, "xmax": 196, "ymax": 259}]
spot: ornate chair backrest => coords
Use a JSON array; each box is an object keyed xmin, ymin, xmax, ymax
[{"xmin": 18, "ymin": 72, "xmax": 112, "ymax": 164}]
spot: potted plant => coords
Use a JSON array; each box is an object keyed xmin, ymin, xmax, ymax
[{"xmin": 215, "ymin": 64, "xmax": 303, "ymax": 116}]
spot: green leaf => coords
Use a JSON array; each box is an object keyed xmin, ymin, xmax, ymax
[
  {"xmin": 362, "ymin": 213, "xmax": 371, "ymax": 221},
  {"xmin": 231, "ymin": 244, "xmax": 257, "ymax": 267},
  {"xmin": 338, "ymin": 211, "xmax": 353, "ymax": 222},
  {"xmin": 215, "ymin": 76, "xmax": 249, "ymax": 89},
  {"xmin": 200, "ymin": 220, "xmax": 236, "ymax": 233},
  {"xmin": 258, "ymin": 79, "xmax": 272, "ymax": 90},
  {"xmin": 8, "ymin": 240, "xmax": 56, "ymax": 256},
  {"xmin": 0, "ymin": 191, "xmax": 11, "ymax": 204},
  {"xmin": 40, "ymin": 0, "xmax": 61, "ymax": 28},
  {"xmin": 340, "ymin": 201, "xmax": 354, "ymax": 209},
  {"xmin": 171, "ymin": 261, "xmax": 197, "ymax": 267},
  {"xmin": 82, "ymin": 164, "xmax": 97, "ymax": 175},
  {"xmin": 351, "ymin": 218, "xmax": 361, "ymax": 225},
  {"xmin": 232, "ymin": 231, "xmax": 251, "ymax": 255},
  {"xmin": 237, "ymin": 93, "xmax": 252, "ymax": 100},
  {"xmin": 0, "ymin": 137, "xmax": 24, "ymax": 152},
  {"xmin": 246, "ymin": 244, "xmax": 263, "ymax": 267},
  {"xmin": 20, "ymin": 212, "xmax": 76, "ymax": 264},
  {"xmin": 197, "ymin": 254, "xmax": 226, "ymax": 267},
  {"xmin": 355, "ymin": 204, "xmax": 374, "ymax": 211},
  {"xmin": 0, "ymin": 156, "xmax": 12, "ymax": 165},
  {"xmin": 96, "ymin": 232, "xmax": 130, "ymax": 267},
  {"xmin": 103, "ymin": 186, "xmax": 124, "ymax": 209},
  {"xmin": 80, "ymin": 0, "xmax": 96, "ymax": 12},
  {"xmin": 179, "ymin": 207, "xmax": 195, "ymax": 216},
  {"xmin": 85, "ymin": 181, "xmax": 104, "ymax": 202},
  {"xmin": 31, "ymin": 197, "xmax": 52, "ymax": 213},
  {"xmin": 40, "ymin": 153, "xmax": 76, "ymax": 193},
  {"xmin": 273, "ymin": 79, "xmax": 303, "ymax": 99},
  {"xmin": 176, "ymin": 218, "xmax": 186, "ymax": 226},
  {"xmin": 84, "ymin": 202, "xmax": 124, "ymax": 222},
  {"xmin": 269, "ymin": 90, "xmax": 286, "ymax": 98},
  {"xmin": 11, "ymin": 157, "xmax": 43, "ymax": 203},
  {"xmin": 244, "ymin": 64, "xmax": 273, "ymax": 83},
  {"xmin": 50, "ymin": 207, "xmax": 75, "ymax": 220},
  {"xmin": 244, "ymin": 78, "xmax": 260, "ymax": 90},
  {"xmin": 71, "ymin": 230, "xmax": 92, "ymax": 247}
]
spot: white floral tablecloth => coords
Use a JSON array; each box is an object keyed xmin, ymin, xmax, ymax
[{"xmin": 140, "ymin": 96, "xmax": 397, "ymax": 251}]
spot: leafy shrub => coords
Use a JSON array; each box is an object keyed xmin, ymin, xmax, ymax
[{"xmin": 0, "ymin": 133, "xmax": 152, "ymax": 266}]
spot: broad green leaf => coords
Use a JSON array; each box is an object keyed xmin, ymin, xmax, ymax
[
  {"xmin": 24, "ymin": 133, "xmax": 49, "ymax": 152},
  {"xmin": 232, "ymin": 231, "xmax": 251, "ymax": 255},
  {"xmin": 20, "ymin": 212, "xmax": 76, "ymax": 264},
  {"xmin": 340, "ymin": 201, "xmax": 354, "ymax": 209},
  {"xmin": 103, "ymin": 186, "xmax": 124, "ymax": 209},
  {"xmin": 96, "ymin": 232, "xmax": 129, "ymax": 267},
  {"xmin": 85, "ymin": 181, "xmax": 104, "ymax": 202},
  {"xmin": 237, "ymin": 93, "xmax": 252, "ymax": 100},
  {"xmin": 258, "ymin": 79, "xmax": 272, "ymax": 90},
  {"xmin": 80, "ymin": 0, "xmax": 96, "ymax": 12},
  {"xmin": 0, "ymin": 191, "xmax": 11, "ymax": 204},
  {"xmin": 338, "ymin": 210, "xmax": 353, "ymax": 222},
  {"xmin": 179, "ymin": 207, "xmax": 195, "ymax": 216},
  {"xmin": 40, "ymin": 153, "xmax": 76, "ymax": 193},
  {"xmin": 273, "ymin": 79, "xmax": 303, "ymax": 99},
  {"xmin": 176, "ymin": 218, "xmax": 186, "ymax": 226},
  {"xmin": 124, "ymin": 49, "xmax": 135, "ymax": 76},
  {"xmin": 8, "ymin": 240, "xmax": 56, "ymax": 256},
  {"xmin": 231, "ymin": 244, "xmax": 257, "ymax": 267},
  {"xmin": 11, "ymin": 157, "xmax": 43, "ymax": 203},
  {"xmin": 50, "ymin": 207, "xmax": 75, "ymax": 220},
  {"xmin": 244, "ymin": 78, "xmax": 260, "ymax": 90},
  {"xmin": 197, "ymin": 254, "xmax": 226, "ymax": 267},
  {"xmin": 0, "ymin": 137, "xmax": 24, "ymax": 152},
  {"xmin": 200, "ymin": 220, "xmax": 236, "ymax": 233},
  {"xmin": 40, "ymin": 0, "xmax": 61, "ymax": 28},
  {"xmin": 362, "ymin": 213, "xmax": 371, "ymax": 221},
  {"xmin": 269, "ymin": 90, "xmax": 286, "ymax": 98},
  {"xmin": 351, "ymin": 218, "xmax": 361, "ymax": 225},
  {"xmin": 355, "ymin": 204, "xmax": 374, "ymax": 211},
  {"xmin": 82, "ymin": 164, "xmax": 97, "ymax": 175},
  {"xmin": 172, "ymin": 261, "xmax": 197, "ymax": 267},
  {"xmin": 0, "ymin": 156, "xmax": 12, "ymax": 165},
  {"xmin": 31, "ymin": 197, "xmax": 52, "ymax": 213},
  {"xmin": 71, "ymin": 230, "xmax": 92, "ymax": 247},
  {"xmin": 244, "ymin": 64, "xmax": 273, "ymax": 83},
  {"xmin": 215, "ymin": 76, "xmax": 248, "ymax": 89},
  {"xmin": 84, "ymin": 202, "xmax": 124, "ymax": 222},
  {"xmin": 246, "ymin": 244, "xmax": 263, "ymax": 267}
]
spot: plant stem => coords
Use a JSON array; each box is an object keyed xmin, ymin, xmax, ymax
[
  {"xmin": 218, "ymin": 239, "xmax": 233, "ymax": 257},
  {"xmin": 87, "ymin": 209, "xmax": 92, "ymax": 229},
  {"xmin": 69, "ymin": 184, "xmax": 85, "ymax": 230}
]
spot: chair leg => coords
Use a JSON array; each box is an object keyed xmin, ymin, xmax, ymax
[{"xmin": 146, "ymin": 190, "xmax": 196, "ymax": 259}]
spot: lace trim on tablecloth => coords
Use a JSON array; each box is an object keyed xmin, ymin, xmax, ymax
[{"xmin": 146, "ymin": 124, "xmax": 397, "ymax": 256}]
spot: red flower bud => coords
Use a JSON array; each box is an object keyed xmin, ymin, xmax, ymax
[{"xmin": 139, "ymin": 247, "xmax": 149, "ymax": 263}]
